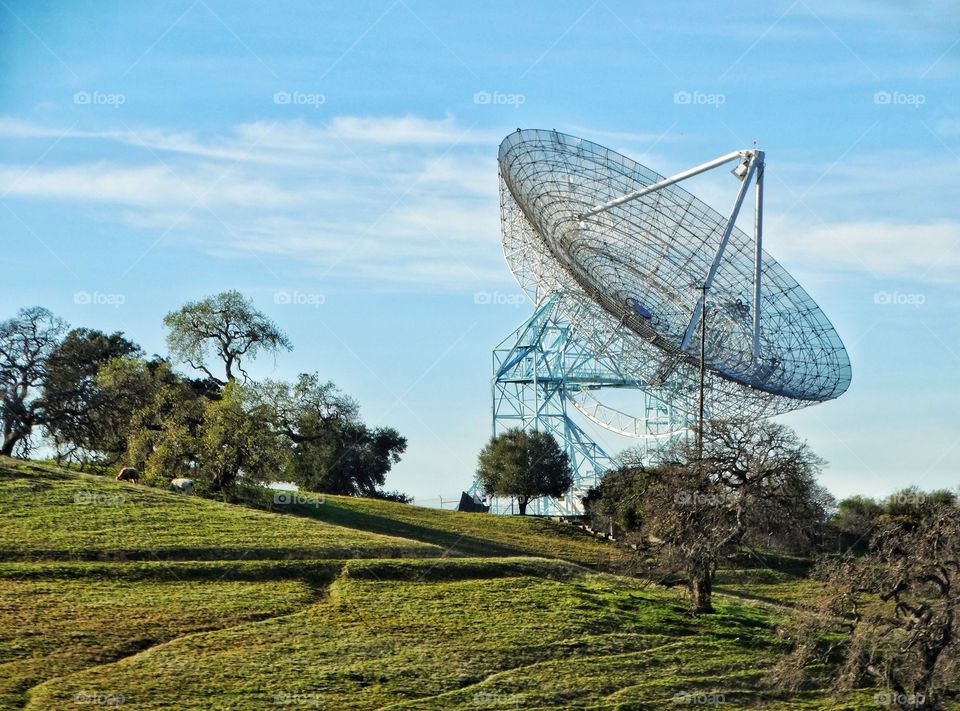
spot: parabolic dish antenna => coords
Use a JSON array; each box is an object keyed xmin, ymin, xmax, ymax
[{"xmin": 478, "ymin": 129, "xmax": 851, "ymax": 516}]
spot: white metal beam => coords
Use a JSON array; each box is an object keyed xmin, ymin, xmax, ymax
[
  {"xmin": 579, "ymin": 149, "xmax": 746, "ymax": 220},
  {"xmin": 752, "ymin": 152, "xmax": 765, "ymax": 361},
  {"xmin": 679, "ymin": 153, "xmax": 759, "ymax": 352}
]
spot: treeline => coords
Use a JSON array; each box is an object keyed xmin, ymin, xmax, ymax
[
  {"xmin": 831, "ymin": 487, "xmax": 958, "ymax": 546},
  {"xmin": 0, "ymin": 291, "xmax": 408, "ymax": 501},
  {"xmin": 580, "ymin": 421, "xmax": 959, "ymax": 706},
  {"xmin": 581, "ymin": 418, "xmax": 834, "ymax": 612}
]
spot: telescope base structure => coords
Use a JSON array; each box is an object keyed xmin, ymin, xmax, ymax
[{"xmin": 473, "ymin": 293, "xmax": 686, "ymax": 517}]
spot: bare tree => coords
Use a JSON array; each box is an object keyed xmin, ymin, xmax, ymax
[
  {"xmin": 778, "ymin": 504, "xmax": 959, "ymax": 709},
  {"xmin": 0, "ymin": 307, "xmax": 68, "ymax": 456},
  {"xmin": 640, "ymin": 419, "xmax": 830, "ymax": 613},
  {"xmin": 163, "ymin": 290, "xmax": 292, "ymax": 385}
]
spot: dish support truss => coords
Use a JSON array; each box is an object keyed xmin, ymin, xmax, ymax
[
  {"xmin": 474, "ymin": 134, "xmax": 849, "ymax": 515},
  {"xmin": 479, "ymin": 293, "xmax": 689, "ymax": 517},
  {"xmin": 498, "ymin": 131, "xmax": 850, "ymax": 416},
  {"xmin": 475, "ymin": 148, "xmax": 768, "ymax": 517}
]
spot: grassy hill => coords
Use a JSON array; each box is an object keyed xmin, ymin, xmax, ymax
[
  {"xmin": 1, "ymin": 457, "xmax": 952, "ymax": 710},
  {"xmin": 274, "ymin": 489, "xmax": 634, "ymax": 568},
  {"xmin": 0, "ymin": 459, "xmax": 441, "ymax": 561}
]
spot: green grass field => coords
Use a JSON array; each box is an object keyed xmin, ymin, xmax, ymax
[
  {"xmin": 275, "ymin": 489, "xmax": 634, "ymax": 568},
  {"xmin": 0, "ymin": 460, "xmax": 441, "ymax": 561},
  {"xmin": 1, "ymin": 456, "xmax": 955, "ymax": 710},
  {"xmin": 0, "ymin": 561, "xmax": 332, "ymax": 708}
]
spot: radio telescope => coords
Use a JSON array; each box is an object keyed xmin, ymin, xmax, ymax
[{"xmin": 478, "ymin": 129, "xmax": 851, "ymax": 516}]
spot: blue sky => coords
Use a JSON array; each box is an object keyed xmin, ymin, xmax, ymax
[{"xmin": 1, "ymin": 0, "xmax": 958, "ymax": 504}]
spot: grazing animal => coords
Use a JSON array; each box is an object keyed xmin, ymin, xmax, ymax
[
  {"xmin": 116, "ymin": 467, "xmax": 139, "ymax": 484},
  {"xmin": 169, "ymin": 478, "xmax": 195, "ymax": 495}
]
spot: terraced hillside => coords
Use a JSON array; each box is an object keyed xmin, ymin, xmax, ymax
[
  {"xmin": 0, "ymin": 460, "xmax": 441, "ymax": 561},
  {"xmin": 1, "ymin": 457, "xmax": 950, "ymax": 710}
]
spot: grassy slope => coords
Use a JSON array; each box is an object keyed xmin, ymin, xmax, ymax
[
  {"xmin": 0, "ymin": 562, "xmax": 334, "ymax": 709},
  {"xmin": 24, "ymin": 560, "xmax": 882, "ymax": 710},
  {"xmin": 0, "ymin": 458, "xmax": 440, "ymax": 561},
  {"xmin": 276, "ymin": 491, "xmax": 634, "ymax": 568},
  {"xmin": 4, "ymin": 458, "xmax": 955, "ymax": 710}
]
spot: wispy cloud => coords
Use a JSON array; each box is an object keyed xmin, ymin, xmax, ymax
[
  {"xmin": 1, "ymin": 114, "xmax": 957, "ymax": 291},
  {"xmin": 935, "ymin": 118, "xmax": 960, "ymax": 137},
  {"xmin": 324, "ymin": 114, "xmax": 496, "ymax": 145},
  {"xmin": 770, "ymin": 216, "xmax": 960, "ymax": 285},
  {"xmin": 0, "ymin": 114, "xmax": 497, "ymax": 163},
  {"xmin": 0, "ymin": 115, "xmax": 503, "ymax": 291},
  {"xmin": 0, "ymin": 162, "xmax": 301, "ymax": 208}
]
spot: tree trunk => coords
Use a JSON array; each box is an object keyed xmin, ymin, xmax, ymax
[
  {"xmin": 517, "ymin": 496, "xmax": 528, "ymax": 516},
  {"xmin": 908, "ymin": 644, "xmax": 946, "ymax": 710},
  {"xmin": 0, "ymin": 433, "xmax": 19, "ymax": 457},
  {"xmin": 2, "ymin": 411, "xmax": 31, "ymax": 457},
  {"xmin": 689, "ymin": 564, "xmax": 714, "ymax": 614}
]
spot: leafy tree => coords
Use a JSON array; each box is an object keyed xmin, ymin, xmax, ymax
[
  {"xmin": 42, "ymin": 328, "xmax": 141, "ymax": 463},
  {"xmin": 832, "ymin": 494, "xmax": 884, "ymax": 542},
  {"xmin": 475, "ymin": 428, "xmax": 573, "ymax": 515},
  {"xmin": 257, "ymin": 374, "xmax": 407, "ymax": 497},
  {"xmin": 258, "ymin": 374, "xmax": 359, "ymax": 444},
  {"xmin": 0, "ymin": 307, "xmax": 68, "ymax": 456},
  {"xmin": 123, "ymin": 362, "xmax": 209, "ymax": 483},
  {"xmin": 369, "ymin": 489, "xmax": 414, "ymax": 504},
  {"xmin": 636, "ymin": 419, "xmax": 830, "ymax": 613},
  {"xmin": 320, "ymin": 424, "xmax": 403, "ymax": 499},
  {"xmin": 582, "ymin": 448, "xmax": 650, "ymax": 537},
  {"xmin": 163, "ymin": 290, "xmax": 291, "ymax": 385},
  {"xmin": 310, "ymin": 424, "xmax": 407, "ymax": 497},
  {"xmin": 884, "ymin": 487, "xmax": 957, "ymax": 529},
  {"xmin": 832, "ymin": 489, "xmax": 957, "ymax": 547},
  {"xmin": 199, "ymin": 381, "xmax": 286, "ymax": 499},
  {"xmin": 779, "ymin": 503, "xmax": 960, "ymax": 709},
  {"xmin": 94, "ymin": 356, "xmax": 180, "ymax": 461}
]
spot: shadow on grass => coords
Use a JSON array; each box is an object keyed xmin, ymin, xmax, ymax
[
  {"xmin": 342, "ymin": 557, "xmax": 583, "ymax": 582},
  {"xmin": 0, "ymin": 459, "xmax": 76, "ymax": 481},
  {"xmin": 0, "ymin": 558, "xmax": 583, "ymax": 585},
  {"xmin": 0, "ymin": 544, "xmax": 443, "ymax": 563},
  {"xmin": 274, "ymin": 501, "xmax": 535, "ymax": 559},
  {"xmin": 0, "ymin": 559, "xmax": 343, "ymax": 585}
]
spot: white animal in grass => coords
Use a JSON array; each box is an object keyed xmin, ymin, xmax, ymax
[{"xmin": 169, "ymin": 478, "xmax": 195, "ymax": 495}]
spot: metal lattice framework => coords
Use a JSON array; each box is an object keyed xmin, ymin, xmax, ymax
[
  {"xmin": 498, "ymin": 129, "xmax": 851, "ymax": 419},
  {"xmin": 477, "ymin": 129, "xmax": 851, "ymax": 516},
  {"xmin": 484, "ymin": 292, "xmax": 685, "ymax": 516}
]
